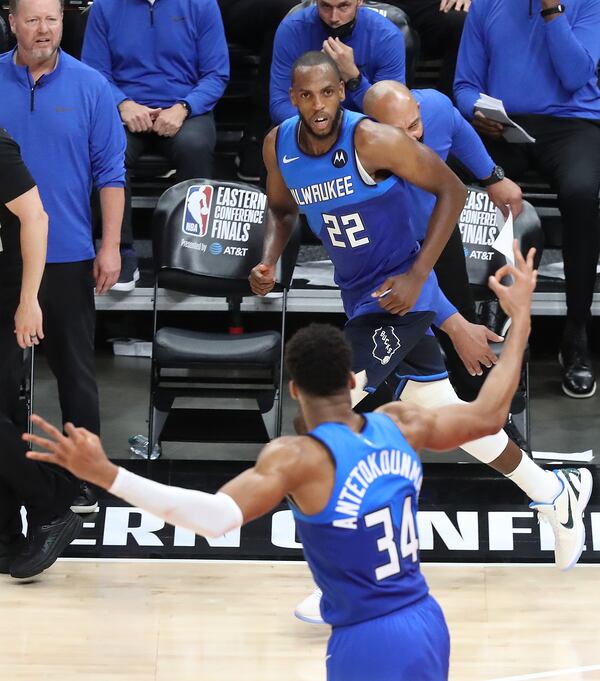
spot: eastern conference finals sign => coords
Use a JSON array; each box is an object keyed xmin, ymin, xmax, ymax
[{"xmin": 181, "ymin": 184, "xmax": 267, "ymax": 259}]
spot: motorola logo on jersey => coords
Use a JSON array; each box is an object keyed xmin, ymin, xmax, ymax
[
  {"xmin": 372, "ymin": 326, "xmax": 401, "ymax": 365},
  {"xmin": 332, "ymin": 149, "xmax": 348, "ymax": 168},
  {"xmin": 182, "ymin": 185, "xmax": 213, "ymax": 237}
]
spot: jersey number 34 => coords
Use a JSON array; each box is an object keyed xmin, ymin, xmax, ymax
[
  {"xmin": 323, "ymin": 212, "xmax": 370, "ymax": 249},
  {"xmin": 365, "ymin": 498, "xmax": 419, "ymax": 580}
]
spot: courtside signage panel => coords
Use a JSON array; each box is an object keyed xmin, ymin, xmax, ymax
[{"xmin": 61, "ymin": 462, "xmax": 600, "ymax": 565}]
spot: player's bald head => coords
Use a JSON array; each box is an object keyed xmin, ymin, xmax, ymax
[
  {"xmin": 363, "ymin": 81, "xmax": 423, "ymax": 141},
  {"xmin": 363, "ymin": 81, "xmax": 415, "ymax": 121}
]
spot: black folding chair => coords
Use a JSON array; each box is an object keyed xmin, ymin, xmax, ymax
[{"xmin": 148, "ymin": 179, "xmax": 299, "ymax": 456}]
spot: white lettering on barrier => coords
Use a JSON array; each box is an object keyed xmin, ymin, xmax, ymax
[
  {"xmin": 488, "ymin": 512, "xmax": 534, "ymax": 551},
  {"xmin": 102, "ymin": 507, "xmax": 165, "ymax": 547},
  {"xmin": 173, "ymin": 525, "xmax": 242, "ymax": 548},
  {"xmin": 417, "ymin": 512, "xmax": 479, "ymax": 551},
  {"xmin": 271, "ymin": 510, "xmax": 302, "ymax": 549}
]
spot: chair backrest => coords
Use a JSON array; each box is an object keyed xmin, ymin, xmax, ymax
[
  {"xmin": 459, "ymin": 186, "xmax": 544, "ymax": 288},
  {"xmin": 0, "ymin": 14, "xmax": 11, "ymax": 53},
  {"xmin": 152, "ymin": 179, "xmax": 299, "ymax": 296},
  {"xmin": 60, "ymin": 4, "xmax": 91, "ymax": 59},
  {"xmin": 286, "ymin": 1, "xmax": 418, "ymax": 85}
]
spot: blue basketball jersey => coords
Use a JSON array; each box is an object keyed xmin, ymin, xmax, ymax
[
  {"xmin": 291, "ymin": 412, "xmax": 429, "ymax": 628},
  {"xmin": 276, "ymin": 110, "xmax": 443, "ymax": 320}
]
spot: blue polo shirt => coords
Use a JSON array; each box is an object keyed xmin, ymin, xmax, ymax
[
  {"xmin": 454, "ymin": 0, "xmax": 600, "ymax": 119},
  {"xmin": 270, "ymin": 5, "xmax": 406, "ymax": 124},
  {"xmin": 0, "ymin": 49, "xmax": 125, "ymax": 263},
  {"xmin": 82, "ymin": 0, "xmax": 229, "ymax": 116},
  {"xmin": 409, "ymin": 88, "xmax": 494, "ymax": 241}
]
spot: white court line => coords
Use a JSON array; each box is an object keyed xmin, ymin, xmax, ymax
[
  {"xmin": 56, "ymin": 557, "xmax": 600, "ymax": 568},
  {"xmin": 485, "ymin": 664, "xmax": 600, "ymax": 681}
]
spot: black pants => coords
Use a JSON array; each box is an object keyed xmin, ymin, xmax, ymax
[
  {"xmin": 121, "ymin": 113, "xmax": 217, "ymax": 247},
  {"xmin": 431, "ymin": 226, "xmax": 487, "ymax": 402},
  {"xmin": 0, "ymin": 277, "xmax": 79, "ymax": 541},
  {"xmin": 218, "ymin": 0, "xmax": 299, "ymax": 138},
  {"xmin": 483, "ymin": 116, "xmax": 600, "ymax": 325},
  {"xmin": 387, "ymin": 0, "xmax": 466, "ymax": 98},
  {"xmin": 39, "ymin": 260, "xmax": 100, "ymax": 434}
]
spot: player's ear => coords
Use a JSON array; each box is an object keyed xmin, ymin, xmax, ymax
[
  {"xmin": 289, "ymin": 380, "xmax": 299, "ymax": 401},
  {"xmin": 339, "ymin": 80, "xmax": 346, "ymax": 103},
  {"xmin": 289, "ymin": 86, "xmax": 298, "ymax": 108},
  {"xmin": 349, "ymin": 372, "xmax": 357, "ymax": 390}
]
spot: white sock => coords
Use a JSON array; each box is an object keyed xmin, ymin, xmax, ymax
[{"xmin": 505, "ymin": 452, "xmax": 562, "ymax": 504}]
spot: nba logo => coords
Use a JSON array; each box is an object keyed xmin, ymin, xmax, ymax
[{"xmin": 182, "ymin": 185, "xmax": 213, "ymax": 237}]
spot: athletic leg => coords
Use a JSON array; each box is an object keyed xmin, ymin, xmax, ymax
[{"xmin": 400, "ymin": 377, "xmax": 592, "ymax": 570}]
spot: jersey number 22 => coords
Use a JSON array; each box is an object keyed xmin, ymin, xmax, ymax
[{"xmin": 323, "ymin": 212, "xmax": 370, "ymax": 248}]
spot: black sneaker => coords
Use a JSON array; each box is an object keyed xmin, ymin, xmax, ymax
[
  {"xmin": 111, "ymin": 254, "xmax": 140, "ymax": 292},
  {"xmin": 70, "ymin": 482, "xmax": 99, "ymax": 514},
  {"xmin": 0, "ymin": 534, "xmax": 26, "ymax": 574},
  {"xmin": 10, "ymin": 511, "xmax": 83, "ymax": 579}
]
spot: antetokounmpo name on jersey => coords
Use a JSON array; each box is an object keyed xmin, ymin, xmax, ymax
[
  {"xmin": 333, "ymin": 450, "xmax": 422, "ymax": 530},
  {"xmin": 290, "ymin": 175, "xmax": 354, "ymax": 206}
]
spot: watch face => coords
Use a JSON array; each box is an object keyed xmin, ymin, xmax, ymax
[{"xmin": 495, "ymin": 166, "xmax": 505, "ymax": 180}]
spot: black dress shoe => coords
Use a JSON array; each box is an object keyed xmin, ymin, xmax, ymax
[
  {"xmin": 0, "ymin": 535, "xmax": 26, "ymax": 574},
  {"xmin": 559, "ymin": 325, "xmax": 596, "ymax": 398},
  {"xmin": 10, "ymin": 511, "xmax": 83, "ymax": 579}
]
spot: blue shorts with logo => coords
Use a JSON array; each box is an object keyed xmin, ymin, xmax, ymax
[
  {"xmin": 326, "ymin": 594, "xmax": 450, "ymax": 681},
  {"xmin": 344, "ymin": 311, "xmax": 447, "ymax": 394}
]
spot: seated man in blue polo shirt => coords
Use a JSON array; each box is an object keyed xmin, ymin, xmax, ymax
[
  {"xmin": 82, "ymin": 0, "xmax": 229, "ymax": 290},
  {"xmin": 270, "ymin": 0, "xmax": 406, "ymax": 125},
  {"xmin": 454, "ymin": 0, "xmax": 600, "ymax": 398}
]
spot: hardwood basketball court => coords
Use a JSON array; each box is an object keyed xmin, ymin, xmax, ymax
[{"xmin": 1, "ymin": 559, "xmax": 599, "ymax": 681}]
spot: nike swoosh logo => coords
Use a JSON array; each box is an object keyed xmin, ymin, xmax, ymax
[
  {"xmin": 282, "ymin": 155, "xmax": 299, "ymax": 164},
  {"xmin": 561, "ymin": 470, "xmax": 582, "ymax": 529},
  {"xmin": 561, "ymin": 492, "xmax": 574, "ymax": 529}
]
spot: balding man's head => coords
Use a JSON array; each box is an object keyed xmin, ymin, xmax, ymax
[{"xmin": 363, "ymin": 81, "xmax": 423, "ymax": 142}]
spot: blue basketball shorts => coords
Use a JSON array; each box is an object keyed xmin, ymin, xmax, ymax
[
  {"xmin": 326, "ymin": 595, "xmax": 450, "ymax": 681},
  {"xmin": 344, "ymin": 311, "xmax": 447, "ymax": 393}
]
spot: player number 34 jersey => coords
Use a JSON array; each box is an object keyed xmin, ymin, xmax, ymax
[{"xmin": 290, "ymin": 413, "xmax": 430, "ymax": 627}]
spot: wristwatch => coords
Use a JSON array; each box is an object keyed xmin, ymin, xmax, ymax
[
  {"xmin": 541, "ymin": 3, "xmax": 565, "ymax": 16},
  {"xmin": 481, "ymin": 165, "xmax": 505, "ymax": 187},
  {"xmin": 179, "ymin": 100, "xmax": 192, "ymax": 118},
  {"xmin": 345, "ymin": 74, "xmax": 363, "ymax": 92}
]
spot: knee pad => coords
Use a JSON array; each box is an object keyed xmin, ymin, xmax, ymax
[{"xmin": 400, "ymin": 379, "xmax": 508, "ymax": 464}]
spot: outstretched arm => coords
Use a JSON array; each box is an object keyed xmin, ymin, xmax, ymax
[
  {"xmin": 249, "ymin": 128, "xmax": 299, "ymax": 296},
  {"xmin": 379, "ymin": 242, "xmax": 536, "ymax": 450},
  {"xmin": 23, "ymin": 420, "xmax": 298, "ymax": 537}
]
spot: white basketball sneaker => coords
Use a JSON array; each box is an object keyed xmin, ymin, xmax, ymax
[
  {"xmin": 530, "ymin": 467, "xmax": 593, "ymax": 571},
  {"xmin": 294, "ymin": 587, "xmax": 325, "ymax": 624}
]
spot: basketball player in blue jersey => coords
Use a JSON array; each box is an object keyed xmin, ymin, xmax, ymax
[
  {"xmin": 25, "ymin": 245, "xmax": 549, "ymax": 680},
  {"xmin": 249, "ymin": 51, "xmax": 592, "ymax": 622}
]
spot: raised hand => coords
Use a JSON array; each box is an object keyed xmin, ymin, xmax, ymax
[
  {"xmin": 23, "ymin": 415, "xmax": 118, "ymax": 490},
  {"xmin": 488, "ymin": 241, "xmax": 537, "ymax": 321}
]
